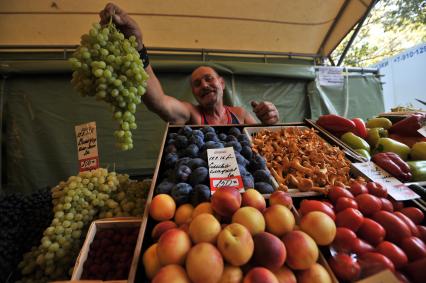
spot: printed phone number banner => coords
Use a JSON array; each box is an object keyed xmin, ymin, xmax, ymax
[
  {"xmin": 75, "ymin": 122, "xmax": 99, "ymax": 172},
  {"xmin": 207, "ymin": 147, "xmax": 244, "ymax": 194}
]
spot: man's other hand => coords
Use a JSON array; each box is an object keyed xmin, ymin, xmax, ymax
[{"xmin": 251, "ymin": 101, "xmax": 279, "ymax": 125}]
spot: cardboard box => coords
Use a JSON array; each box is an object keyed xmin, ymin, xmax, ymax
[{"xmin": 71, "ymin": 217, "xmax": 144, "ymax": 283}]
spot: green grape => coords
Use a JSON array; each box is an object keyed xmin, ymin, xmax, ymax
[
  {"xmin": 17, "ymin": 169, "xmax": 150, "ymax": 282},
  {"xmin": 69, "ymin": 21, "xmax": 149, "ymax": 151}
]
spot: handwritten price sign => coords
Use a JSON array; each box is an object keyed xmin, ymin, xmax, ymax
[
  {"xmin": 352, "ymin": 162, "xmax": 419, "ymax": 201},
  {"xmin": 207, "ymin": 147, "xmax": 244, "ymax": 194},
  {"xmin": 75, "ymin": 122, "xmax": 99, "ymax": 172}
]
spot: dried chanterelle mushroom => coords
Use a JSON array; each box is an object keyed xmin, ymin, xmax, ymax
[{"xmin": 251, "ymin": 127, "xmax": 352, "ymax": 193}]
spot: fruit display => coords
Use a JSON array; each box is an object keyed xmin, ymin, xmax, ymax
[
  {"xmin": 314, "ymin": 113, "xmax": 426, "ymax": 182},
  {"xmin": 13, "ymin": 169, "xmax": 150, "ymax": 283},
  {"xmin": 81, "ymin": 226, "xmax": 139, "ymax": 280},
  {"xmin": 154, "ymin": 125, "xmax": 275, "ymax": 205},
  {"xmin": 0, "ymin": 188, "xmax": 53, "ymax": 282},
  {"xmin": 295, "ymin": 180, "xmax": 426, "ymax": 282},
  {"xmin": 249, "ymin": 126, "xmax": 354, "ymax": 193},
  {"xmin": 142, "ymin": 188, "xmax": 334, "ymax": 282},
  {"xmin": 69, "ymin": 20, "xmax": 149, "ymax": 151}
]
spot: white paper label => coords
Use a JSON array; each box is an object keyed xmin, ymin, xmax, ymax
[
  {"xmin": 418, "ymin": 125, "xmax": 426, "ymax": 137},
  {"xmin": 75, "ymin": 122, "xmax": 99, "ymax": 172},
  {"xmin": 318, "ymin": 66, "xmax": 344, "ymax": 87},
  {"xmin": 352, "ymin": 162, "xmax": 420, "ymax": 201},
  {"xmin": 207, "ymin": 147, "xmax": 244, "ymax": 194}
]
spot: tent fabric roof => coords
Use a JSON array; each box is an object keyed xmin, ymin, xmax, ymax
[{"xmin": 0, "ymin": 0, "xmax": 374, "ymax": 57}]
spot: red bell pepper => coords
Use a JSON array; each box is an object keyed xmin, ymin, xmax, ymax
[
  {"xmin": 389, "ymin": 133, "xmax": 426, "ymax": 148},
  {"xmin": 352, "ymin": 118, "xmax": 368, "ymax": 138},
  {"xmin": 389, "ymin": 113, "xmax": 426, "ymax": 137},
  {"xmin": 372, "ymin": 152, "xmax": 412, "ymax": 182},
  {"xmin": 317, "ymin": 114, "xmax": 356, "ymax": 136}
]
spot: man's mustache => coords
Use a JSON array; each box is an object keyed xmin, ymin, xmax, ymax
[{"xmin": 201, "ymin": 87, "xmax": 215, "ymax": 96}]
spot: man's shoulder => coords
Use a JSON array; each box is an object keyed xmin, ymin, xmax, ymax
[{"xmin": 226, "ymin": 105, "xmax": 247, "ymax": 115}]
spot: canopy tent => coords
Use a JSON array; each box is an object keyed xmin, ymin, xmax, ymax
[{"xmin": 0, "ymin": 0, "xmax": 375, "ymax": 58}]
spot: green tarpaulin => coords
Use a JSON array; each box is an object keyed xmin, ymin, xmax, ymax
[{"xmin": 1, "ymin": 60, "xmax": 384, "ymax": 193}]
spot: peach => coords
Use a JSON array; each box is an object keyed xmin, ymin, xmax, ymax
[
  {"xmin": 192, "ymin": 202, "xmax": 214, "ymax": 218},
  {"xmin": 263, "ymin": 204, "xmax": 295, "ymax": 237},
  {"xmin": 243, "ymin": 267, "xmax": 279, "ymax": 283},
  {"xmin": 232, "ymin": 206, "xmax": 265, "ymax": 235},
  {"xmin": 217, "ymin": 223, "xmax": 254, "ymax": 266},
  {"xmin": 242, "ymin": 189, "xmax": 266, "ymax": 212},
  {"xmin": 186, "ymin": 242, "xmax": 224, "ymax": 283},
  {"xmin": 299, "ymin": 211, "xmax": 336, "ymax": 245},
  {"xmin": 157, "ymin": 228, "xmax": 192, "ymax": 265},
  {"xmin": 269, "ymin": 191, "xmax": 293, "ymax": 209},
  {"xmin": 189, "ymin": 213, "xmax": 221, "ymax": 244},
  {"xmin": 152, "ymin": 221, "xmax": 178, "ymax": 241},
  {"xmin": 281, "ymin": 231, "xmax": 319, "ymax": 270},
  {"xmin": 152, "ymin": 264, "xmax": 191, "ymax": 283},
  {"xmin": 149, "ymin": 194, "xmax": 176, "ymax": 221},
  {"xmin": 297, "ymin": 263, "xmax": 332, "ymax": 283},
  {"xmin": 219, "ymin": 265, "xmax": 243, "ymax": 283},
  {"xmin": 253, "ymin": 232, "xmax": 286, "ymax": 271},
  {"xmin": 211, "ymin": 187, "xmax": 242, "ymax": 217},
  {"xmin": 273, "ymin": 266, "xmax": 296, "ymax": 283},
  {"xmin": 142, "ymin": 243, "xmax": 161, "ymax": 279},
  {"xmin": 175, "ymin": 203, "xmax": 194, "ymax": 225}
]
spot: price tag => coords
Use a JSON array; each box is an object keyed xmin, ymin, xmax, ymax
[
  {"xmin": 207, "ymin": 147, "xmax": 244, "ymax": 194},
  {"xmin": 352, "ymin": 162, "xmax": 419, "ymax": 201},
  {"xmin": 418, "ymin": 125, "xmax": 426, "ymax": 137},
  {"xmin": 318, "ymin": 66, "xmax": 344, "ymax": 87},
  {"xmin": 75, "ymin": 122, "xmax": 99, "ymax": 172},
  {"xmin": 355, "ymin": 269, "xmax": 400, "ymax": 283}
]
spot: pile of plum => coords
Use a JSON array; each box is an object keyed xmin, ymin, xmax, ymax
[{"xmin": 155, "ymin": 126, "xmax": 275, "ymax": 206}]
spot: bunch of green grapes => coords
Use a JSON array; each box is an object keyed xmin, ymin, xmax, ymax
[
  {"xmin": 69, "ymin": 21, "xmax": 149, "ymax": 151},
  {"xmin": 17, "ymin": 169, "xmax": 150, "ymax": 283},
  {"xmin": 98, "ymin": 178, "xmax": 151, "ymax": 219}
]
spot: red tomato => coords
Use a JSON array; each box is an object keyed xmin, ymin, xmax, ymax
[
  {"xmin": 352, "ymin": 118, "xmax": 368, "ymax": 138},
  {"xmin": 366, "ymin": 182, "xmax": 388, "ymax": 198},
  {"xmin": 359, "ymin": 252, "xmax": 395, "ymax": 277},
  {"xmin": 328, "ymin": 253, "xmax": 361, "ymax": 281},
  {"xmin": 380, "ymin": 198, "xmax": 394, "ymax": 212},
  {"xmin": 299, "ymin": 199, "xmax": 336, "ymax": 220},
  {"xmin": 357, "ymin": 218, "xmax": 386, "ymax": 246},
  {"xmin": 328, "ymin": 186, "xmax": 355, "ymax": 204},
  {"xmin": 400, "ymin": 207, "xmax": 424, "ymax": 225},
  {"xmin": 336, "ymin": 208, "xmax": 364, "ymax": 232},
  {"xmin": 417, "ymin": 225, "xmax": 426, "ymax": 243},
  {"xmin": 355, "ymin": 194, "xmax": 382, "ymax": 216},
  {"xmin": 332, "ymin": 227, "xmax": 358, "ymax": 253},
  {"xmin": 319, "ymin": 199, "xmax": 334, "ymax": 209},
  {"xmin": 395, "ymin": 211, "xmax": 420, "ymax": 237},
  {"xmin": 335, "ymin": 197, "xmax": 358, "ymax": 212},
  {"xmin": 400, "ymin": 236, "xmax": 426, "ymax": 261},
  {"xmin": 373, "ymin": 211, "xmax": 411, "ymax": 244},
  {"xmin": 376, "ymin": 241, "xmax": 408, "ymax": 268},
  {"xmin": 352, "ymin": 238, "xmax": 375, "ymax": 255},
  {"xmin": 401, "ymin": 257, "xmax": 426, "ymax": 283},
  {"xmin": 390, "ymin": 199, "xmax": 405, "ymax": 211},
  {"xmin": 348, "ymin": 182, "xmax": 369, "ymax": 196}
]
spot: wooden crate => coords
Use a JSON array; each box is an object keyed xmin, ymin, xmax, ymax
[{"xmin": 70, "ymin": 217, "xmax": 144, "ymax": 283}]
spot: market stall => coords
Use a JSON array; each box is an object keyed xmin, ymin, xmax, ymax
[{"xmin": 2, "ymin": 1, "xmax": 426, "ymax": 283}]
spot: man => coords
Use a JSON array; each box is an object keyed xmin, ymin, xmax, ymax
[{"xmin": 99, "ymin": 3, "xmax": 279, "ymax": 125}]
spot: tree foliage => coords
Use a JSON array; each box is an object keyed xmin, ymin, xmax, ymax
[{"xmin": 330, "ymin": 0, "xmax": 426, "ymax": 67}]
